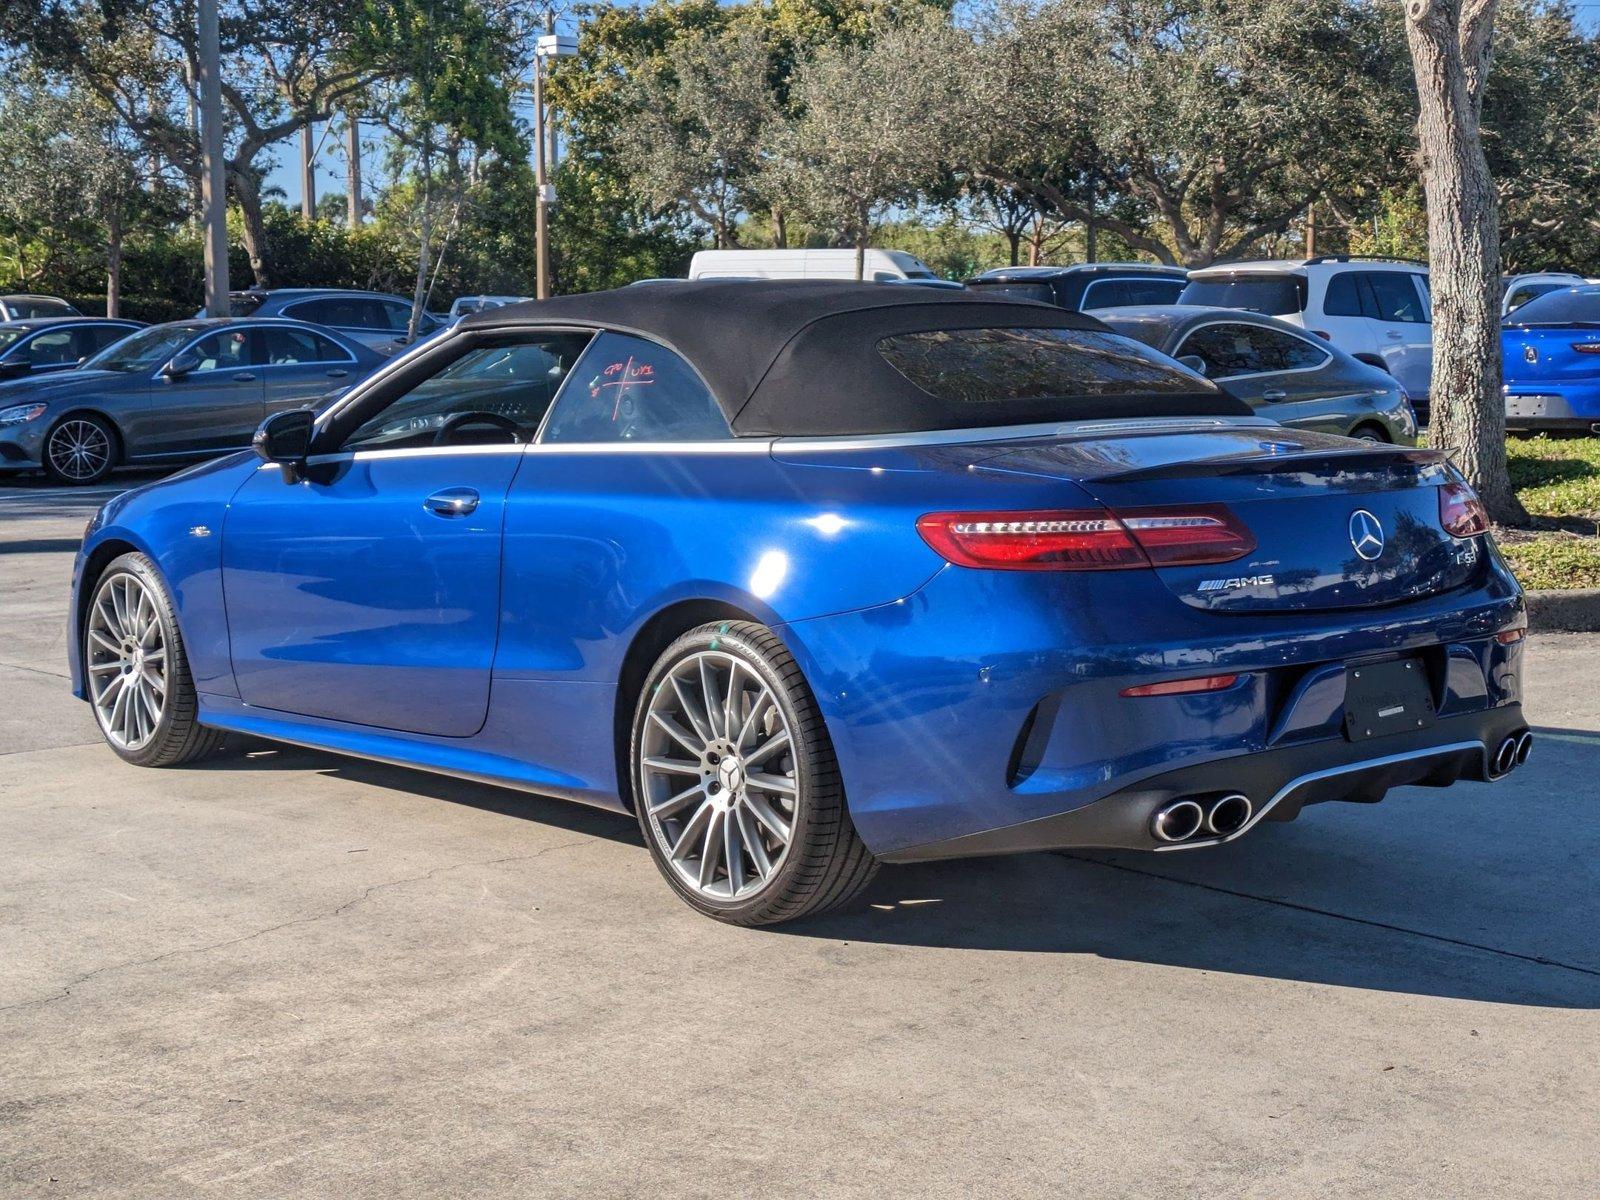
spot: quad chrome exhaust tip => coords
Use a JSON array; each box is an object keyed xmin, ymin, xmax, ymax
[
  {"xmin": 1205, "ymin": 793, "xmax": 1254, "ymax": 836},
  {"xmin": 1150, "ymin": 799, "xmax": 1205, "ymax": 843}
]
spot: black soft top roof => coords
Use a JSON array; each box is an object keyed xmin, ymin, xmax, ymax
[{"xmin": 462, "ymin": 280, "xmax": 1242, "ymax": 436}]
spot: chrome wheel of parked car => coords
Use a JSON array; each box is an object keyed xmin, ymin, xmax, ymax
[
  {"xmin": 84, "ymin": 553, "xmax": 225, "ymax": 767},
  {"xmin": 632, "ymin": 622, "xmax": 878, "ymax": 925},
  {"xmin": 45, "ymin": 415, "xmax": 115, "ymax": 484},
  {"xmin": 87, "ymin": 571, "xmax": 167, "ymax": 750},
  {"xmin": 640, "ymin": 649, "xmax": 797, "ymax": 901}
]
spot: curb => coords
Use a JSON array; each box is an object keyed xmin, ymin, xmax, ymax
[{"xmin": 1526, "ymin": 588, "xmax": 1600, "ymax": 633}]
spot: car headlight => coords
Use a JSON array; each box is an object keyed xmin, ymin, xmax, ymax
[{"xmin": 0, "ymin": 402, "xmax": 46, "ymax": 427}]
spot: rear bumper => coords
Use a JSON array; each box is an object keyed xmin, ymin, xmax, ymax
[
  {"xmin": 1503, "ymin": 387, "xmax": 1600, "ymax": 431},
  {"xmin": 881, "ymin": 704, "xmax": 1527, "ymax": 860}
]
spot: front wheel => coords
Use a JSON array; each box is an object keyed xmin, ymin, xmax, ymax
[
  {"xmin": 44, "ymin": 413, "xmax": 117, "ymax": 485},
  {"xmin": 84, "ymin": 553, "xmax": 225, "ymax": 766},
  {"xmin": 631, "ymin": 621, "xmax": 878, "ymax": 925}
]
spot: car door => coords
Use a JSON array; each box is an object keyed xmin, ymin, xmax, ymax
[
  {"xmin": 1175, "ymin": 321, "xmax": 1340, "ymax": 432},
  {"xmin": 1361, "ymin": 271, "xmax": 1432, "ymax": 401},
  {"xmin": 221, "ymin": 329, "xmax": 593, "ymax": 736},
  {"xmin": 144, "ymin": 328, "xmax": 266, "ymax": 455},
  {"xmin": 258, "ymin": 325, "xmax": 360, "ymax": 413}
]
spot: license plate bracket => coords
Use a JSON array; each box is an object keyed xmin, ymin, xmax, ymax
[{"xmin": 1344, "ymin": 657, "xmax": 1435, "ymax": 741}]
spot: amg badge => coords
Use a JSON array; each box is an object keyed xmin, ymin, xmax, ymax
[{"xmin": 1197, "ymin": 574, "xmax": 1275, "ymax": 592}]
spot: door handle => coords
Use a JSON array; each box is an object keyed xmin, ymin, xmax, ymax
[
  {"xmin": 233, "ymin": 372, "xmax": 258, "ymax": 381},
  {"xmin": 1385, "ymin": 331, "xmax": 1404, "ymax": 340},
  {"xmin": 1261, "ymin": 389, "xmax": 1287, "ymax": 402},
  {"xmin": 424, "ymin": 487, "xmax": 480, "ymax": 517},
  {"xmin": 325, "ymin": 368, "xmax": 348, "ymax": 378}
]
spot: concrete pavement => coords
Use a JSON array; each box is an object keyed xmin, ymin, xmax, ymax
[{"xmin": 2, "ymin": 477, "xmax": 1597, "ymax": 1197}]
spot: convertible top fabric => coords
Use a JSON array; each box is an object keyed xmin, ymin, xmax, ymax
[{"xmin": 462, "ymin": 280, "xmax": 1247, "ymax": 436}]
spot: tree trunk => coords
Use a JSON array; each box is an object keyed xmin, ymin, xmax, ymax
[
  {"xmin": 770, "ymin": 205, "xmax": 787, "ymax": 249},
  {"xmin": 1405, "ymin": 0, "xmax": 1526, "ymax": 523},
  {"xmin": 408, "ymin": 137, "xmax": 433, "ymax": 343},
  {"xmin": 105, "ymin": 214, "xmax": 123, "ymax": 318},
  {"xmin": 229, "ymin": 164, "xmax": 273, "ymax": 289},
  {"xmin": 1006, "ymin": 228, "xmax": 1021, "ymax": 266}
]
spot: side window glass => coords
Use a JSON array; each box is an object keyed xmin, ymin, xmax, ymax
[
  {"xmin": 541, "ymin": 332, "xmax": 731, "ymax": 443},
  {"xmin": 1367, "ymin": 273, "xmax": 1427, "ymax": 323},
  {"xmin": 263, "ymin": 327, "xmax": 350, "ymax": 364},
  {"xmin": 189, "ymin": 329, "xmax": 259, "ymax": 372},
  {"xmin": 83, "ymin": 326, "xmax": 129, "ymax": 354},
  {"xmin": 1175, "ymin": 325, "xmax": 1263, "ymax": 379},
  {"xmin": 1251, "ymin": 327, "xmax": 1328, "ymax": 371},
  {"xmin": 1322, "ymin": 273, "xmax": 1363, "ymax": 317},
  {"xmin": 377, "ymin": 301, "xmax": 413, "ymax": 331},
  {"xmin": 1084, "ymin": 278, "xmax": 1184, "ymax": 309},
  {"xmin": 342, "ymin": 333, "xmax": 593, "ymax": 452},
  {"xmin": 22, "ymin": 330, "xmax": 79, "ymax": 366}
]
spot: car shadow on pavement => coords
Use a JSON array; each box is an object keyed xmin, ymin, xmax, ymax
[{"xmin": 184, "ymin": 731, "xmax": 1600, "ymax": 1009}]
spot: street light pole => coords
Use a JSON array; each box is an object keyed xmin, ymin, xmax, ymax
[
  {"xmin": 197, "ymin": 0, "xmax": 230, "ymax": 316},
  {"xmin": 533, "ymin": 30, "xmax": 577, "ymax": 300}
]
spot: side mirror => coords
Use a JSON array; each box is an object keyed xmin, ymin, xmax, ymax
[
  {"xmin": 161, "ymin": 351, "xmax": 201, "ymax": 379},
  {"xmin": 1176, "ymin": 354, "xmax": 1209, "ymax": 377},
  {"xmin": 253, "ymin": 408, "xmax": 315, "ymax": 483}
]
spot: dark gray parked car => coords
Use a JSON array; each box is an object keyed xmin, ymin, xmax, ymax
[
  {"xmin": 210, "ymin": 288, "xmax": 446, "ymax": 350},
  {"xmin": 0, "ymin": 317, "xmax": 145, "ymax": 380},
  {"xmin": 0, "ymin": 294, "xmax": 79, "ymax": 321},
  {"xmin": 0, "ymin": 318, "xmax": 386, "ymax": 484},
  {"xmin": 965, "ymin": 263, "xmax": 1188, "ymax": 311},
  {"xmin": 1091, "ymin": 305, "xmax": 1417, "ymax": 443}
]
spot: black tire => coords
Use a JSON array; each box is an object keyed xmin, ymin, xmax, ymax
[
  {"xmin": 1350, "ymin": 422, "xmax": 1391, "ymax": 443},
  {"xmin": 630, "ymin": 621, "xmax": 878, "ymax": 926},
  {"xmin": 43, "ymin": 412, "xmax": 118, "ymax": 485},
  {"xmin": 83, "ymin": 552, "xmax": 226, "ymax": 767}
]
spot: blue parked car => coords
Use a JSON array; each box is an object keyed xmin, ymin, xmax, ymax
[
  {"xmin": 70, "ymin": 282, "xmax": 1528, "ymax": 925},
  {"xmin": 1503, "ymin": 284, "xmax": 1600, "ymax": 432}
]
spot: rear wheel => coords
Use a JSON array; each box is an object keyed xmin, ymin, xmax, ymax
[
  {"xmin": 631, "ymin": 621, "xmax": 877, "ymax": 925},
  {"xmin": 84, "ymin": 553, "xmax": 225, "ymax": 767},
  {"xmin": 44, "ymin": 413, "xmax": 117, "ymax": 485},
  {"xmin": 1350, "ymin": 422, "xmax": 1390, "ymax": 443}
]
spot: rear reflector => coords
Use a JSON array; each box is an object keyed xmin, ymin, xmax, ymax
[
  {"xmin": 917, "ymin": 505, "xmax": 1254, "ymax": 571},
  {"xmin": 1495, "ymin": 627, "xmax": 1526, "ymax": 644},
  {"xmin": 1438, "ymin": 479, "xmax": 1490, "ymax": 537},
  {"xmin": 1121, "ymin": 674, "xmax": 1240, "ymax": 697}
]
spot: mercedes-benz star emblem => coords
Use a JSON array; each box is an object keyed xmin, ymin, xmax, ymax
[{"xmin": 1350, "ymin": 509, "xmax": 1385, "ymax": 561}]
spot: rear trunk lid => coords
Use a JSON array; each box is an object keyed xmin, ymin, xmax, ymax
[
  {"xmin": 970, "ymin": 425, "xmax": 1479, "ymax": 613},
  {"xmin": 1501, "ymin": 325, "xmax": 1600, "ymax": 387}
]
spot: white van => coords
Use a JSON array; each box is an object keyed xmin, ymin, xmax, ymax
[{"xmin": 687, "ymin": 248, "xmax": 941, "ymax": 283}]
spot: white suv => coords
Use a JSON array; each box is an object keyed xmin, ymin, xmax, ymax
[{"xmin": 1181, "ymin": 257, "xmax": 1433, "ymax": 416}]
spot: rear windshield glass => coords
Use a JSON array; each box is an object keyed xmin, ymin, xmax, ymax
[
  {"xmin": 1505, "ymin": 288, "xmax": 1600, "ymax": 326},
  {"xmin": 966, "ymin": 281, "xmax": 1055, "ymax": 305},
  {"xmin": 1179, "ymin": 275, "xmax": 1307, "ymax": 316},
  {"xmin": 877, "ymin": 326, "xmax": 1216, "ymax": 405}
]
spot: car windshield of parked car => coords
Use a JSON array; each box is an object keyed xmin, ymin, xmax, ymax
[
  {"xmin": 1506, "ymin": 288, "xmax": 1600, "ymax": 326},
  {"xmin": 1179, "ymin": 275, "xmax": 1307, "ymax": 316},
  {"xmin": 877, "ymin": 326, "xmax": 1214, "ymax": 404},
  {"xmin": 344, "ymin": 333, "xmax": 594, "ymax": 451},
  {"xmin": 82, "ymin": 324, "xmax": 206, "ymax": 373},
  {"xmin": 5, "ymin": 298, "xmax": 75, "ymax": 318}
]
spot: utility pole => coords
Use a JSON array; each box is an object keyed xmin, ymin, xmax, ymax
[
  {"xmin": 346, "ymin": 112, "xmax": 362, "ymax": 229},
  {"xmin": 533, "ymin": 28, "xmax": 578, "ymax": 300},
  {"xmin": 300, "ymin": 123, "xmax": 316, "ymax": 219},
  {"xmin": 197, "ymin": 0, "xmax": 230, "ymax": 316}
]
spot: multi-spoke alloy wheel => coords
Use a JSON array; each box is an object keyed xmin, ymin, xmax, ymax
[
  {"xmin": 45, "ymin": 415, "xmax": 115, "ymax": 484},
  {"xmin": 83, "ymin": 554, "xmax": 225, "ymax": 767},
  {"xmin": 640, "ymin": 649, "xmax": 798, "ymax": 901},
  {"xmin": 632, "ymin": 622, "xmax": 878, "ymax": 925},
  {"xmin": 87, "ymin": 571, "xmax": 168, "ymax": 750}
]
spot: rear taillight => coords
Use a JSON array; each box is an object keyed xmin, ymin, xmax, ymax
[
  {"xmin": 1311, "ymin": 330, "xmax": 1333, "ymax": 340},
  {"xmin": 1438, "ymin": 479, "xmax": 1489, "ymax": 537},
  {"xmin": 1121, "ymin": 673, "xmax": 1240, "ymax": 697},
  {"xmin": 916, "ymin": 505, "xmax": 1255, "ymax": 571},
  {"xmin": 1572, "ymin": 342, "xmax": 1600, "ymax": 354}
]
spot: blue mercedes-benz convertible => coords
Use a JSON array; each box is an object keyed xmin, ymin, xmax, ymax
[{"xmin": 70, "ymin": 282, "xmax": 1529, "ymax": 925}]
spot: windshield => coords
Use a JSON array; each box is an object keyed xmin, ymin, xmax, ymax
[
  {"xmin": 83, "ymin": 323, "xmax": 207, "ymax": 372},
  {"xmin": 1506, "ymin": 288, "xmax": 1600, "ymax": 326},
  {"xmin": 1179, "ymin": 275, "xmax": 1307, "ymax": 316},
  {"xmin": 967, "ymin": 281, "xmax": 1055, "ymax": 304}
]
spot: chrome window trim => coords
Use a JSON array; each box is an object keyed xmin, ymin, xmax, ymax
[{"xmin": 1172, "ymin": 318, "xmax": 1333, "ymax": 383}]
